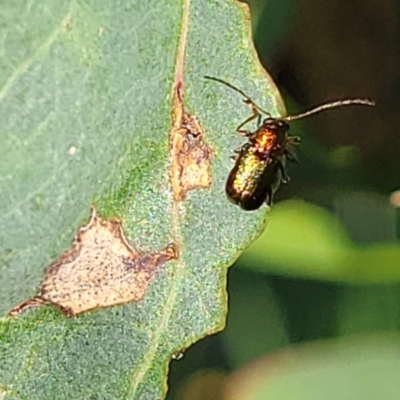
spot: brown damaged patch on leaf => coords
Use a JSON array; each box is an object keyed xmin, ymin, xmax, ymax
[
  {"xmin": 7, "ymin": 207, "xmax": 177, "ymax": 317},
  {"xmin": 170, "ymin": 82, "xmax": 213, "ymax": 201}
]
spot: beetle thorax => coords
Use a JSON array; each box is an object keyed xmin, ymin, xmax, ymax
[{"xmin": 252, "ymin": 126, "xmax": 286, "ymax": 156}]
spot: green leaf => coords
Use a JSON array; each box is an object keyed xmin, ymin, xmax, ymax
[
  {"xmin": 0, "ymin": 1, "xmax": 284, "ymax": 398},
  {"xmin": 223, "ymin": 270, "xmax": 289, "ymax": 369},
  {"xmin": 224, "ymin": 334, "xmax": 400, "ymax": 400},
  {"xmin": 337, "ymin": 285, "xmax": 400, "ymax": 335},
  {"xmin": 241, "ymin": 200, "xmax": 400, "ymax": 283}
]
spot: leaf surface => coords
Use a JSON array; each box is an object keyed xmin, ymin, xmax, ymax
[{"xmin": 0, "ymin": 0, "xmax": 284, "ymax": 398}]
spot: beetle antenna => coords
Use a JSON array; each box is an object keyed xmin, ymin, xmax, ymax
[
  {"xmin": 204, "ymin": 76, "xmax": 271, "ymax": 116},
  {"xmin": 284, "ymin": 99, "xmax": 375, "ymax": 122}
]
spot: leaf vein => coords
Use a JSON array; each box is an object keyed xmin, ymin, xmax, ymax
[{"xmin": 0, "ymin": 5, "xmax": 73, "ymax": 104}]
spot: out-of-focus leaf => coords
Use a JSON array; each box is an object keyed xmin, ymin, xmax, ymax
[
  {"xmin": 337, "ymin": 285, "xmax": 400, "ymax": 335},
  {"xmin": 241, "ymin": 200, "xmax": 400, "ymax": 283},
  {"xmin": 223, "ymin": 270, "xmax": 289, "ymax": 368},
  {"xmin": 224, "ymin": 334, "xmax": 400, "ymax": 400}
]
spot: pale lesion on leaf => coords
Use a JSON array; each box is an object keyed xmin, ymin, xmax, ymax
[
  {"xmin": 7, "ymin": 207, "xmax": 177, "ymax": 317},
  {"xmin": 169, "ymin": 81, "xmax": 213, "ymax": 201}
]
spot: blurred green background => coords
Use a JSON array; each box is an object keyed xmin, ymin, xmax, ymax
[{"xmin": 167, "ymin": 0, "xmax": 400, "ymax": 399}]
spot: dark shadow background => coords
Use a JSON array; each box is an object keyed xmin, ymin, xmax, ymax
[{"xmin": 167, "ymin": 1, "xmax": 400, "ymax": 398}]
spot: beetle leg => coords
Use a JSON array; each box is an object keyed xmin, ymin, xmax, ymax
[
  {"xmin": 288, "ymin": 136, "xmax": 301, "ymax": 145},
  {"xmin": 285, "ymin": 149, "xmax": 298, "ymax": 163},
  {"xmin": 230, "ymin": 147, "xmax": 242, "ymax": 161},
  {"xmin": 278, "ymin": 159, "xmax": 290, "ymax": 183},
  {"xmin": 237, "ymin": 130, "xmax": 253, "ymax": 137},
  {"xmin": 285, "ymin": 136, "xmax": 300, "ymax": 163},
  {"xmin": 265, "ymin": 187, "xmax": 273, "ymax": 206},
  {"xmin": 237, "ymin": 99, "xmax": 261, "ymax": 135}
]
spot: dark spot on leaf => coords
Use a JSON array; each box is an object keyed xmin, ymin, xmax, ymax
[
  {"xmin": 170, "ymin": 86, "xmax": 213, "ymax": 201},
  {"xmin": 7, "ymin": 207, "xmax": 177, "ymax": 317}
]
